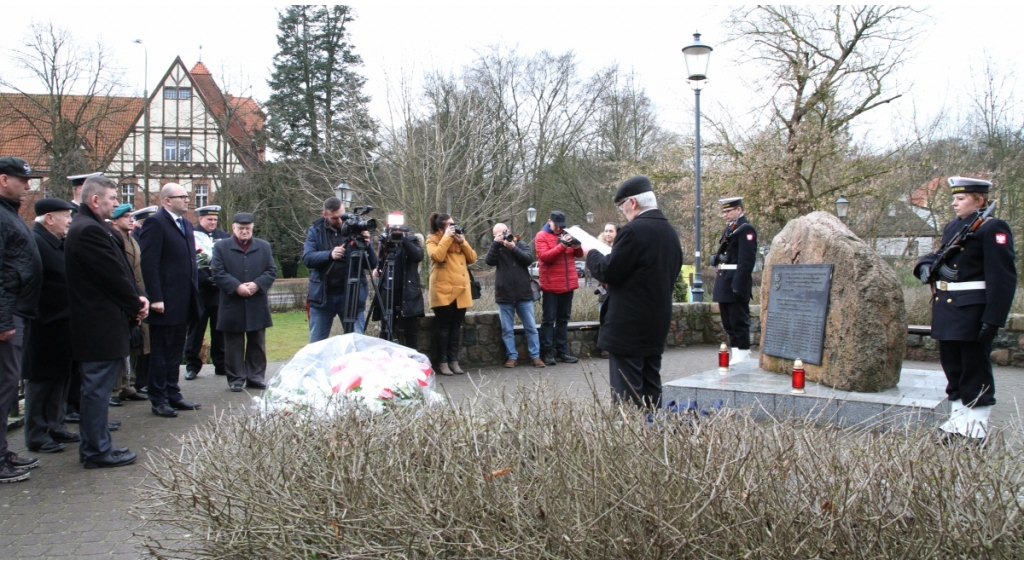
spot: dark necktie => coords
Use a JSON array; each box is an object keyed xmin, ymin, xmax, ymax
[{"xmin": 177, "ymin": 217, "xmax": 186, "ymax": 235}]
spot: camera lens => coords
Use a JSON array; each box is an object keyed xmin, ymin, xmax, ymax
[{"xmin": 453, "ymin": 225, "xmax": 464, "ymax": 235}]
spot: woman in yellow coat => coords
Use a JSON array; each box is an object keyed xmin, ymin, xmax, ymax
[{"xmin": 426, "ymin": 212, "xmax": 477, "ymax": 375}]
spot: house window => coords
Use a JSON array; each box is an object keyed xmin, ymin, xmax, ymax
[
  {"xmin": 164, "ymin": 87, "xmax": 178, "ymax": 99},
  {"xmin": 194, "ymin": 184, "xmax": 209, "ymax": 208},
  {"xmin": 121, "ymin": 183, "xmax": 136, "ymax": 204},
  {"xmin": 178, "ymin": 88, "xmax": 192, "ymax": 99},
  {"xmin": 163, "ymin": 138, "xmax": 191, "ymax": 162}
]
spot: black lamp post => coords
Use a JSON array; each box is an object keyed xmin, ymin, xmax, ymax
[
  {"xmin": 835, "ymin": 194, "xmax": 849, "ymax": 223},
  {"xmin": 133, "ymin": 39, "xmax": 149, "ymax": 206},
  {"xmin": 683, "ymin": 32, "xmax": 713, "ymax": 303},
  {"xmin": 526, "ymin": 204, "xmax": 537, "ymax": 241},
  {"xmin": 335, "ymin": 182, "xmax": 353, "ymax": 209}
]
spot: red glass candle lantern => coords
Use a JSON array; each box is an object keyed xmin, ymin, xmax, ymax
[
  {"xmin": 791, "ymin": 358, "xmax": 805, "ymax": 394},
  {"xmin": 718, "ymin": 343, "xmax": 730, "ymax": 373}
]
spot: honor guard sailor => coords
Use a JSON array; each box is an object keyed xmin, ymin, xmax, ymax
[
  {"xmin": 712, "ymin": 197, "xmax": 757, "ymax": 365},
  {"xmin": 914, "ymin": 176, "xmax": 1016, "ymax": 445},
  {"xmin": 184, "ymin": 205, "xmax": 229, "ymax": 380},
  {"xmin": 66, "ymin": 173, "xmax": 103, "ymax": 214}
]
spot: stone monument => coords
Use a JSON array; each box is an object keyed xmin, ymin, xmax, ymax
[{"xmin": 759, "ymin": 212, "xmax": 906, "ymax": 392}]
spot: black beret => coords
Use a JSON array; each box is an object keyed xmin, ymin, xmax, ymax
[
  {"xmin": 233, "ymin": 212, "xmax": 255, "ymax": 224},
  {"xmin": 613, "ymin": 175, "xmax": 653, "ymax": 204},
  {"xmin": 34, "ymin": 198, "xmax": 75, "ymax": 215}
]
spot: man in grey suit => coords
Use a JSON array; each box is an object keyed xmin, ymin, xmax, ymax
[{"xmin": 211, "ymin": 213, "xmax": 277, "ymax": 392}]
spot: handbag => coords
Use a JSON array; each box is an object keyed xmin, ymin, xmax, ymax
[{"xmin": 469, "ymin": 269, "xmax": 482, "ymax": 300}]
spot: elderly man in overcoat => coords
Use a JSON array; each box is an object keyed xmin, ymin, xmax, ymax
[
  {"xmin": 584, "ymin": 175, "xmax": 683, "ymax": 410},
  {"xmin": 22, "ymin": 198, "xmax": 77, "ymax": 454},
  {"xmin": 210, "ymin": 213, "xmax": 277, "ymax": 392},
  {"xmin": 65, "ymin": 176, "xmax": 148, "ymax": 468},
  {"xmin": 140, "ymin": 183, "xmax": 201, "ymax": 417}
]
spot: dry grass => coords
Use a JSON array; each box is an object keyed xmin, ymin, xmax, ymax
[{"xmin": 136, "ymin": 382, "xmax": 1024, "ymax": 559}]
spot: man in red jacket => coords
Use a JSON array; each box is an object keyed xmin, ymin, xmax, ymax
[{"xmin": 535, "ymin": 211, "xmax": 583, "ymax": 365}]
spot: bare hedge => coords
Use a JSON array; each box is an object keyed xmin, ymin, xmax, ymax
[{"xmin": 136, "ymin": 386, "xmax": 1024, "ymax": 559}]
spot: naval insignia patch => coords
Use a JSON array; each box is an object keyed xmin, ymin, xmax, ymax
[
  {"xmin": 996, "ymin": 233, "xmax": 1008, "ymax": 245},
  {"xmin": 747, "ymin": 233, "xmax": 754, "ymax": 241}
]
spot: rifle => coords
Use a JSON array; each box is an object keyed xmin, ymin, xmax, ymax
[
  {"xmin": 710, "ymin": 223, "xmax": 734, "ymax": 267},
  {"xmin": 925, "ymin": 202, "xmax": 997, "ymax": 285}
]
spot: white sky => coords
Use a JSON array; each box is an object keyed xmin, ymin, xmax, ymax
[{"xmin": 1, "ymin": 3, "xmax": 1022, "ymax": 145}]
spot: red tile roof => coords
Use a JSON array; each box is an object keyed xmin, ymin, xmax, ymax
[
  {"xmin": 188, "ymin": 62, "xmax": 265, "ymax": 168},
  {"xmin": 0, "ymin": 94, "xmax": 144, "ymax": 171}
]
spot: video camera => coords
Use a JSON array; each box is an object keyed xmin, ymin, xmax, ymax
[
  {"xmin": 379, "ymin": 211, "xmax": 411, "ymax": 246},
  {"xmin": 340, "ymin": 205, "xmax": 378, "ymax": 242}
]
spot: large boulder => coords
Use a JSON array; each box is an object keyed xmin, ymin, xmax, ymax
[{"xmin": 759, "ymin": 212, "xmax": 906, "ymax": 392}]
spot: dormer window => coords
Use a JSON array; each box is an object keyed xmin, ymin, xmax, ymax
[{"xmin": 164, "ymin": 87, "xmax": 193, "ymax": 99}]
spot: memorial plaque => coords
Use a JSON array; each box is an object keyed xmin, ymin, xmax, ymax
[{"xmin": 763, "ymin": 264, "xmax": 834, "ymax": 365}]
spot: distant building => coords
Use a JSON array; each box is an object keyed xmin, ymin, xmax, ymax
[{"xmin": 0, "ymin": 58, "xmax": 264, "ymax": 222}]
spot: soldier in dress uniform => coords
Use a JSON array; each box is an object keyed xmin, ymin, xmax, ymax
[
  {"xmin": 914, "ymin": 177, "xmax": 1016, "ymax": 444},
  {"xmin": 711, "ymin": 197, "xmax": 757, "ymax": 365},
  {"xmin": 66, "ymin": 172, "xmax": 103, "ymax": 215},
  {"xmin": 184, "ymin": 205, "xmax": 229, "ymax": 380},
  {"xmin": 130, "ymin": 206, "xmax": 158, "ymax": 243}
]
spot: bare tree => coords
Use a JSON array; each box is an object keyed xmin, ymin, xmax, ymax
[{"xmin": 0, "ymin": 22, "xmax": 132, "ymax": 199}]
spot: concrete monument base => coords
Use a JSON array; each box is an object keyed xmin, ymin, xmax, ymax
[{"xmin": 663, "ymin": 360, "xmax": 948, "ymax": 430}]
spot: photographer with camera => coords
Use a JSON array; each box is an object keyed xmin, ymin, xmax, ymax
[
  {"xmin": 534, "ymin": 210, "xmax": 583, "ymax": 365},
  {"xmin": 485, "ymin": 223, "xmax": 544, "ymax": 368},
  {"xmin": 371, "ymin": 219, "xmax": 425, "ymax": 349},
  {"xmin": 303, "ymin": 197, "xmax": 378, "ymax": 342},
  {"xmin": 426, "ymin": 212, "xmax": 477, "ymax": 375}
]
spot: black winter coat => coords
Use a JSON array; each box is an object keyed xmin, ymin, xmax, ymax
[
  {"xmin": 0, "ymin": 194, "xmax": 42, "ymax": 330},
  {"xmin": 65, "ymin": 205, "xmax": 142, "ymax": 361},
  {"xmin": 372, "ymin": 234, "xmax": 425, "ymax": 319},
  {"xmin": 140, "ymin": 208, "xmax": 200, "ymax": 326},
  {"xmin": 712, "ymin": 215, "xmax": 757, "ymax": 303},
  {"xmin": 914, "ymin": 212, "xmax": 1017, "ymax": 341},
  {"xmin": 586, "ymin": 209, "xmax": 682, "ymax": 357},
  {"xmin": 484, "ymin": 239, "xmax": 534, "ymax": 303},
  {"xmin": 211, "ymin": 237, "xmax": 277, "ymax": 333},
  {"xmin": 22, "ymin": 223, "xmax": 71, "ymax": 381}
]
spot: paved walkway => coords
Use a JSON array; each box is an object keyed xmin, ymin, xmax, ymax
[{"xmin": 3, "ymin": 347, "xmax": 1024, "ymax": 559}]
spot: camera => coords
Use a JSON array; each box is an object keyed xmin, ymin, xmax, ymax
[
  {"xmin": 452, "ymin": 225, "xmax": 464, "ymax": 235},
  {"xmin": 503, "ymin": 231, "xmax": 515, "ymax": 242},
  {"xmin": 340, "ymin": 205, "xmax": 378, "ymax": 242},
  {"xmin": 559, "ymin": 234, "xmax": 579, "ymax": 246}
]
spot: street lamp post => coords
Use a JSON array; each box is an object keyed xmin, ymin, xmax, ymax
[
  {"xmin": 586, "ymin": 210, "xmax": 594, "ymax": 225},
  {"xmin": 133, "ymin": 39, "xmax": 150, "ymax": 206},
  {"xmin": 835, "ymin": 194, "xmax": 850, "ymax": 223},
  {"xmin": 526, "ymin": 204, "xmax": 537, "ymax": 242},
  {"xmin": 683, "ymin": 31, "xmax": 713, "ymax": 303},
  {"xmin": 335, "ymin": 182, "xmax": 353, "ymax": 208}
]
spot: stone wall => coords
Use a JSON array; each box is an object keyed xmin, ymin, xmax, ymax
[
  {"xmin": 905, "ymin": 313, "xmax": 1024, "ymax": 368},
  {"xmin": 414, "ymin": 303, "xmax": 763, "ymax": 368}
]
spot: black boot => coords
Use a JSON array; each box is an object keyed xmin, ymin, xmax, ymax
[
  {"xmin": 447, "ymin": 327, "xmax": 464, "ymax": 374},
  {"xmin": 435, "ymin": 325, "xmax": 451, "ymax": 373}
]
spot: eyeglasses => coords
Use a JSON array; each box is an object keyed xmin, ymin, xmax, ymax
[{"xmin": 166, "ymin": 195, "xmax": 189, "ymax": 200}]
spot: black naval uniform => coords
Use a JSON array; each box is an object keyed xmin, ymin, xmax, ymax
[
  {"xmin": 712, "ymin": 215, "xmax": 757, "ymax": 350},
  {"xmin": 184, "ymin": 225, "xmax": 230, "ymax": 377},
  {"xmin": 914, "ymin": 210, "xmax": 1016, "ymax": 408}
]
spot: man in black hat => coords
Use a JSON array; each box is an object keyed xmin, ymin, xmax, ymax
[
  {"xmin": 211, "ymin": 213, "xmax": 277, "ymax": 391},
  {"xmin": 534, "ymin": 210, "xmax": 583, "ymax": 365},
  {"xmin": 711, "ymin": 197, "xmax": 758, "ymax": 365},
  {"xmin": 66, "ymin": 172, "xmax": 103, "ymax": 215},
  {"xmin": 584, "ymin": 175, "xmax": 682, "ymax": 409},
  {"xmin": 914, "ymin": 176, "xmax": 1017, "ymax": 445},
  {"xmin": 22, "ymin": 198, "xmax": 77, "ymax": 455},
  {"xmin": 130, "ymin": 206, "xmax": 158, "ymax": 244},
  {"xmin": 0, "ymin": 156, "xmax": 44, "ymax": 483},
  {"xmin": 184, "ymin": 205, "xmax": 229, "ymax": 381}
]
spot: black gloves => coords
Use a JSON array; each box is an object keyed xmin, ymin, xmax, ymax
[
  {"xmin": 918, "ymin": 264, "xmax": 930, "ymax": 284},
  {"xmin": 978, "ymin": 323, "xmax": 998, "ymax": 343}
]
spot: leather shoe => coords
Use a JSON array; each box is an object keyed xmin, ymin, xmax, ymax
[
  {"xmin": 109, "ymin": 397, "xmax": 123, "ymax": 407},
  {"xmin": 120, "ymin": 392, "xmax": 148, "ymax": 401},
  {"xmin": 152, "ymin": 404, "xmax": 178, "ymax": 417},
  {"xmin": 83, "ymin": 450, "xmax": 137, "ymax": 469},
  {"xmin": 51, "ymin": 430, "xmax": 80, "ymax": 443},
  {"xmin": 108, "ymin": 420, "xmax": 121, "ymax": 431},
  {"xmin": 29, "ymin": 441, "xmax": 66, "ymax": 453},
  {"xmin": 504, "ymin": 359, "xmax": 517, "ymax": 368},
  {"xmin": 64, "ymin": 412, "xmax": 80, "ymax": 423},
  {"xmin": 557, "ymin": 354, "xmax": 579, "ymax": 364},
  {"xmin": 169, "ymin": 399, "xmax": 201, "ymax": 410},
  {"xmin": 184, "ymin": 370, "xmax": 198, "ymax": 381},
  {"xmin": 229, "ymin": 385, "xmax": 243, "ymax": 392},
  {"xmin": 543, "ymin": 356, "xmax": 556, "ymax": 366},
  {"xmin": 531, "ymin": 358, "xmax": 546, "ymax": 368},
  {"xmin": 79, "ymin": 447, "xmax": 129, "ymax": 464},
  {"xmin": 245, "ymin": 381, "xmax": 267, "ymax": 390}
]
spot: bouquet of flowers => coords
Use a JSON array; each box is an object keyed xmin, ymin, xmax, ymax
[
  {"xmin": 260, "ymin": 334, "xmax": 441, "ymax": 417},
  {"xmin": 195, "ymin": 231, "xmax": 214, "ymax": 269}
]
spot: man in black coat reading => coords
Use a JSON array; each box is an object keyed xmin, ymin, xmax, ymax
[{"xmin": 584, "ymin": 175, "xmax": 683, "ymax": 409}]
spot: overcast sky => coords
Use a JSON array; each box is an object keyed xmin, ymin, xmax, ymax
[{"xmin": 1, "ymin": 3, "xmax": 1022, "ymax": 144}]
